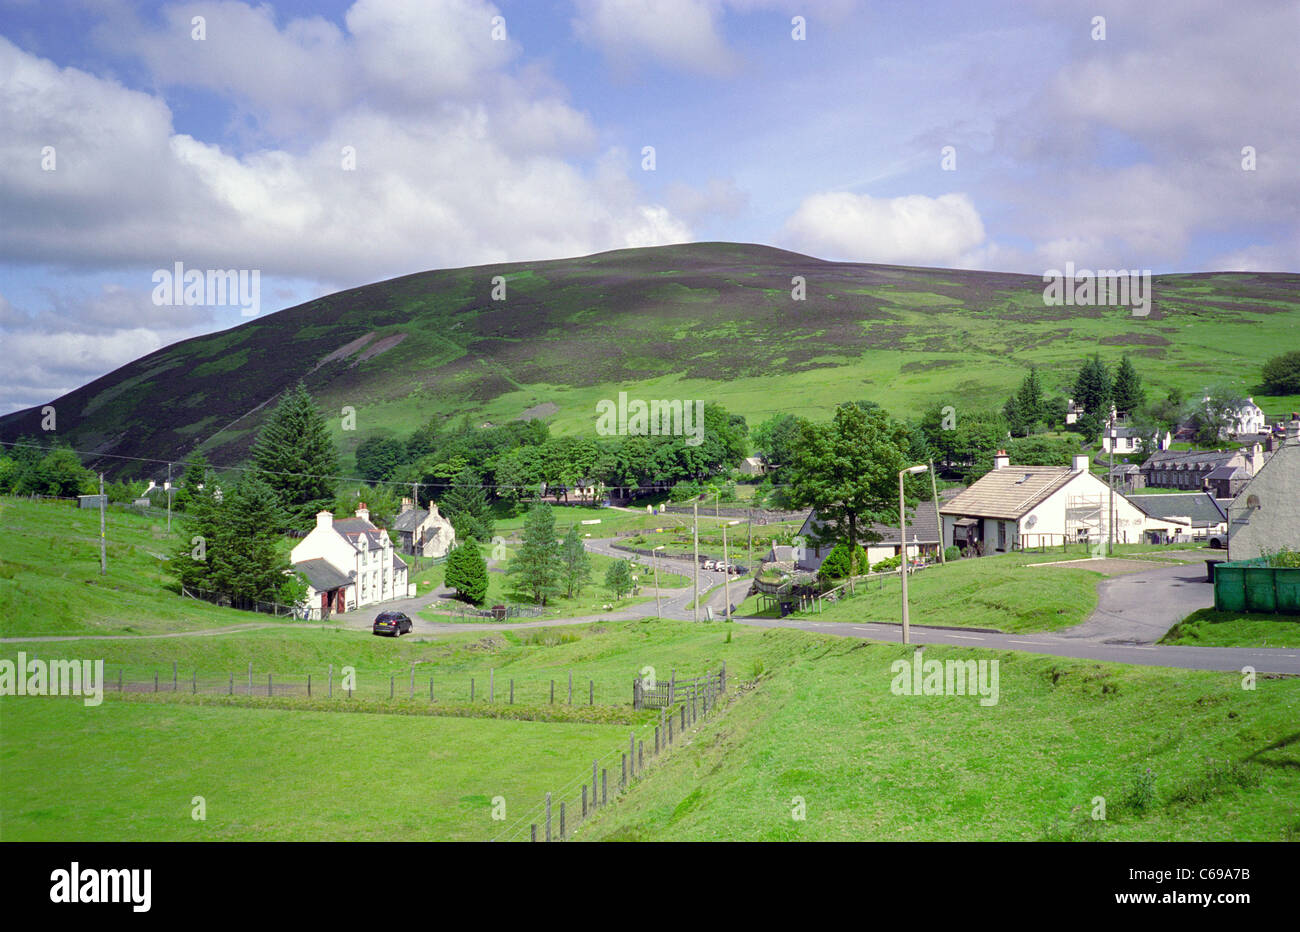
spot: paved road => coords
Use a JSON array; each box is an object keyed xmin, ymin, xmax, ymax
[{"xmin": 8, "ymin": 541, "xmax": 1296, "ymax": 674}]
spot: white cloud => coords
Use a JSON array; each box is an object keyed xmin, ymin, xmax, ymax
[
  {"xmin": 571, "ymin": 0, "xmax": 737, "ymax": 75},
  {"xmin": 781, "ymin": 191, "xmax": 986, "ymax": 266}
]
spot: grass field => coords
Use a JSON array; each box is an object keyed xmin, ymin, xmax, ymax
[
  {"xmin": 577, "ymin": 632, "xmax": 1300, "ymax": 842},
  {"xmin": 0, "ymin": 698, "xmax": 631, "ymax": 841},
  {"xmin": 0, "ymin": 498, "xmax": 291, "ymax": 639},
  {"xmin": 1161, "ymin": 608, "xmax": 1300, "ymax": 649}
]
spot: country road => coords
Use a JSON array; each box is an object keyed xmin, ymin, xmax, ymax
[{"xmin": 4, "ymin": 541, "xmax": 1298, "ymax": 674}]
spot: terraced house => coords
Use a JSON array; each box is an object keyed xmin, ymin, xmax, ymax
[
  {"xmin": 291, "ymin": 503, "xmax": 411, "ymax": 618},
  {"xmin": 1140, "ymin": 446, "xmax": 1262, "ymax": 491}
]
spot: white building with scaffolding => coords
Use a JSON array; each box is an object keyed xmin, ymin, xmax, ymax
[{"xmin": 940, "ymin": 452, "xmax": 1152, "ymax": 555}]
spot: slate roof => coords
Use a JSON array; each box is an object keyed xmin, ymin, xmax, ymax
[
  {"xmin": 391, "ymin": 553, "xmax": 408, "ymax": 572},
  {"xmin": 801, "ymin": 500, "xmax": 942, "ymax": 545},
  {"xmin": 938, "ymin": 467, "xmax": 1078, "ymax": 521},
  {"xmin": 1204, "ymin": 465, "xmax": 1250, "ymax": 481},
  {"xmin": 1130, "ymin": 492, "xmax": 1227, "ymax": 527},
  {"xmin": 332, "ymin": 516, "xmax": 387, "ymax": 549},
  {"xmin": 391, "ymin": 507, "xmax": 429, "ymax": 533},
  {"xmin": 1140, "ymin": 449, "xmax": 1237, "ymax": 471},
  {"xmin": 294, "ymin": 558, "xmax": 352, "ymax": 591}
]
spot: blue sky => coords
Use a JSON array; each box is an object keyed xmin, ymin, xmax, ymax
[{"xmin": 1, "ymin": 0, "xmax": 1297, "ymax": 412}]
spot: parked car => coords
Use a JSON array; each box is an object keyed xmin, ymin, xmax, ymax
[{"xmin": 372, "ymin": 611, "xmax": 413, "ymax": 637}]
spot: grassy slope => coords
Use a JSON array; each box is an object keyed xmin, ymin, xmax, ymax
[
  {"xmin": 0, "ymin": 497, "xmax": 294, "ymax": 639},
  {"xmin": 578, "ymin": 632, "xmax": 1300, "ymax": 841},
  {"xmin": 2, "ymin": 243, "xmax": 1296, "ymax": 477},
  {"xmin": 1161, "ymin": 608, "xmax": 1300, "ymax": 649}
]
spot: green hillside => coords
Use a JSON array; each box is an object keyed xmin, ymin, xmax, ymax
[{"xmin": 3, "ymin": 242, "xmax": 1297, "ymax": 477}]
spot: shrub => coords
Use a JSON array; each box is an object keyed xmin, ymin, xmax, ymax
[
  {"xmin": 1263, "ymin": 548, "xmax": 1300, "ymax": 568},
  {"xmin": 668, "ymin": 480, "xmax": 702, "ymax": 502},
  {"xmin": 1261, "ymin": 350, "xmax": 1300, "ymax": 394},
  {"xmin": 817, "ymin": 540, "xmax": 869, "ymax": 580},
  {"xmin": 943, "ymin": 545, "xmax": 961, "ymax": 562},
  {"xmin": 1122, "ymin": 767, "xmax": 1157, "ymax": 813},
  {"xmin": 871, "ymin": 554, "xmax": 902, "ymax": 574}
]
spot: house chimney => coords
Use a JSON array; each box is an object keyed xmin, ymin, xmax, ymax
[
  {"xmin": 993, "ymin": 450, "xmax": 1009, "ymax": 470},
  {"xmin": 399, "ymin": 497, "xmax": 413, "ymax": 513},
  {"xmin": 316, "ymin": 510, "xmax": 333, "ymax": 530},
  {"xmin": 355, "ymin": 502, "xmax": 369, "ymax": 522},
  {"xmin": 1071, "ymin": 454, "xmax": 1089, "ymax": 474}
]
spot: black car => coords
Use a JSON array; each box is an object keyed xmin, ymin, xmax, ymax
[{"xmin": 372, "ymin": 611, "xmax": 413, "ymax": 637}]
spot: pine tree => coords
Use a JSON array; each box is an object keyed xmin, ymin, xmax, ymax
[
  {"xmin": 560, "ymin": 524, "xmax": 592, "ymax": 598},
  {"xmin": 210, "ymin": 474, "xmax": 294, "ymax": 603},
  {"xmin": 170, "ymin": 476, "xmax": 221, "ymax": 592},
  {"xmin": 249, "ymin": 382, "xmax": 338, "ymax": 531},
  {"xmin": 1014, "ymin": 367, "xmax": 1044, "ymax": 435},
  {"xmin": 507, "ymin": 502, "xmax": 563, "ymax": 605},
  {"xmin": 173, "ymin": 450, "xmax": 209, "ymax": 512},
  {"xmin": 1072, "ymin": 355, "xmax": 1113, "ymax": 429},
  {"xmin": 604, "ymin": 558, "xmax": 633, "ymax": 600},
  {"xmin": 1111, "ymin": 355, "xmax": 1146, "ymax": 416},
  {"xmin": 440, "ymin": 468, "xmax": 494, "ymax": 543},
  {"xmin": 445, "ymin": 538, "xmax": 488, "ymax": 605}
]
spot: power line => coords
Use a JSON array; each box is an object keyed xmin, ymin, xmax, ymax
[{"xmin": 0, "ymin": 440, "xmax": 791, "ymax": 493}]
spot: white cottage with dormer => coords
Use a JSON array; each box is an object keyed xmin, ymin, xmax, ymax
[{"xmin": 291, "ymin": 503, "xmax": 411, "ymax": 617}]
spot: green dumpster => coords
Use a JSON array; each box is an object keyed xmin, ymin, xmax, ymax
[
  {"xmin": 1244, "ymin": 567, "xmax": 1278, "ymax": 613},
  {"xmin": 1276, "ymin": 568, "xmax": 1300, "ymax": 615},
  {"xmin": 1213, "ymin": 563, "xmax": 1248, "ymax": 612}
]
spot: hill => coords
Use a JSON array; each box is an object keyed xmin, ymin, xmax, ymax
[{"xmin": 3, "ymin": 242, "xmax": 1297, "ymax": 478}]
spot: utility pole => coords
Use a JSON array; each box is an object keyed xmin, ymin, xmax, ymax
[
  {"xmin": 1108, "ymin": 428, "xmax": 1116, "ymax": 556},
  {"xmin": 723, "ymin": 522, "xmax": 731, "ymax": 622},
  {"xmin": 692, "ymin": 500, "xmax": 699, "ymax": 623},
  {"xmin": 652, "ymin": 546, "xmax": 663, "ymax": 618},
  {"xmin": 99, "ymin": 472, "xmax": 106, "ymax": 576},
  {"xmin": 166, "ymin": 461, "xmax": 173, "ymax": 534},
  {"xmin": 929, "ymin": 459, "xmax": 944, "ymax": 563}
]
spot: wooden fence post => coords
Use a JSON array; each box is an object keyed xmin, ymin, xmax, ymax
[
  {"xmin": 490, "ymin": 668, "xmax": 494, "ymax": 704},
  {"xmin": 545, "ymin": 793, "xmax": 552, "ymax": 842},
  {"xmin": 621, "ymin": 753, "xmax": 627, "ymax": 789},
  {"xmin": 531, "ymin": 824, "xmax": 537, "ymax": 843},
  {"xmin": 118, "ymin": 669, "xmax": 123, "ymax": 692},
  {"xmin": 589, "ymin": 680, "xmax": 593, "ymax": 706},
  {"xmin": 430, "ymin": 677, "xmax": 434, "ymax": 701},
  {"xmin": 638, "ymin": 740, "xmax": 643, "ymax": 772},
  {"xmin": 173, "ymin": 661, "xmax": 178, "ymax": 691},
  {"xmin": 471, "ymin": 677, "xmax": 475, "ymax": 702},
  {"xmin": 248, "ymin": 662, "xmax": 253, "ymax": 695},
  {"xmin": 268, "ymin": 673, "xmax": 273, "ymax": 697},
  {"xmin": 601, "ymin": 769, "xmax": 607, "ymax": 806},
  {"xmin": 582, "ymin": 784, "xmax": 588, "ymax": 817},
  {"xmin": 560, "ymin": 801, "xmax": 566, "ymax": 840},
  {"xmin": 655, "ymin": 726, "xmax": 660, "ymax": 754},
  {"xmin": 410, "ymin": 664, "xmax": 415, "ymax": 699},
  {"xmin": 568, "ymin": 671, "xmax": 573, "ymax": 705},
  {"xmin": 389, "ymin": 675, "xmax": 394, "ymax": 700},
  {"xmin": 550, "ymin": 679, "xmax": 555, "ymax": 704},
  {"xmin": 629, "ymin": 733, "xmax": 635, "ymax": 778},
  {"xmin": 307, "ymin": 673, "xmax": 312, "ymax": 697},
  {"xmin": 667, "ymin": 715, "xmax": 673, "ymax": 744},
  {"xmin": 154, "ymin": 673, "xmax": 158, "ymax": 693},
  {"xmin": 228, "ymin": 673, "xmax": 233, "ymax": 695},
  {"xmin": 592, "ymin": 761, "xmax": 598, "ymax": 806}
]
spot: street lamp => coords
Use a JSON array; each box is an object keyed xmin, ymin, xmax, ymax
[
  {"xmin": 652, "ymin": 545, "xmax": 665, "ymax": 618},
  {"xmin": 899, "ymin": 464, "xmax": 929, "ymax": 645},
  {"xmin": 722, "ymin": 519, "xmax": 741, "ymax": 621}
]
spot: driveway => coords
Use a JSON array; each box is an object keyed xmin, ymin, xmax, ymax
[{"xmin": 1055, "ymin": 560, "xmax": 1215, "ymax": 645}]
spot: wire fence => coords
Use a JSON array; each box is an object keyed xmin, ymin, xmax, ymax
[{"xmin": 490, "ymin": 663, "xmax": 728, "ymax": 842}]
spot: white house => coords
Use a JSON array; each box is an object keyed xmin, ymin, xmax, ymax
[
  {"xmin": 291, "ymin": 504, "xmax": 412, "ymax": 618},
  {"xmin": 795, "ymin": 501, "xmax": 942, "ymax": 571},
  {"xmin": 939, "ymin": 452, "xmax": 1151, "ymax": 554},
  {"xmin": 1211, "ymin": 396, "xmax": 1267, "ymax": 438},
  {"xmin": 1227, "ymin": 414, "xmax": 1300, "ymax": 562}
]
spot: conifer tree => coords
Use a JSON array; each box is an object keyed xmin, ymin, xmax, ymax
[
  {"xmin": 1111, "ymin": 355, "xmax": 1146, "ymax": 416},
  {"xmin": 440, "ymin": 468, "xmax": 494, "ymax": 543},
  {"xmin": 249, "ymin": 381, "xmax": 338, "ymax": 531},
  {"xmin": 604, "ymin": 559, "xmax": 633, "ymax": 600},
  {"xmin": 560, "ymin": 524, "xmax": 592, "ymax": 598},
  {"xmin": 445, "ymin": 538, "xmax": 489, "ymax": 605},
  {"xmin": 507, "ymin": 502, "xmax": 563, "ymax": 605}
]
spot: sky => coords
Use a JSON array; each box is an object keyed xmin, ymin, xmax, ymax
[{"xmin": 1, "ymin": 0, "xmax": 1297, "ymax": 413}]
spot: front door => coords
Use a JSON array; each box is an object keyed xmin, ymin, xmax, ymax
[{"xmin": 997, "ymin": 521, "xmax": 1007, "ymax": 551}]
